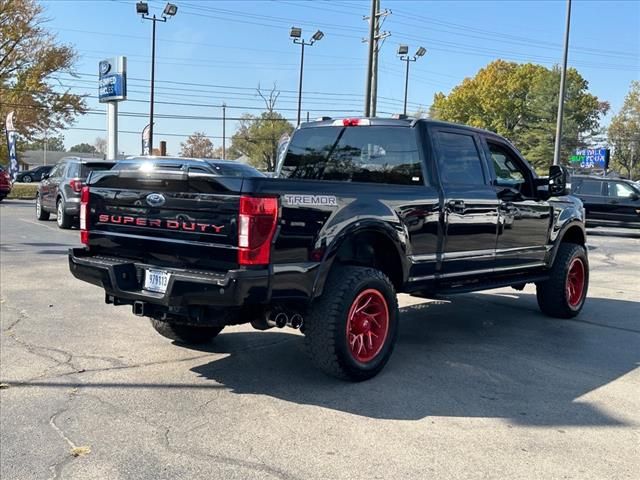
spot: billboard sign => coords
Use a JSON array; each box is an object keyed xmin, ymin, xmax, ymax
[
  {"xmin": 570, "ymin": 148, "xmax": 608, "ymax": 169},
  {"xmin": 98, "ymin": 56, "xmax": 127, "ymax": 103}
]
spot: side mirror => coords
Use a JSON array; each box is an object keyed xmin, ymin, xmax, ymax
[
  {"xmin": 548, "ymin": 165, "xmax": 569, "ymax": 197},
  {"xmin": 42, "ymin": 172, "xmax": 49, "ymax": 180}
]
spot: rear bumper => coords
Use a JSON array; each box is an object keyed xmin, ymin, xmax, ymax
[
  {"xmin": 64, "ymin": 197, "xmax": 80, "ymax": 215},
  {"xmin": 68, "ymin": 248, "xmax": 271, "ymax": 307}
]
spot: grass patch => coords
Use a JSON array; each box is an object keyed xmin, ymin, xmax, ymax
[
  {"xmin": 71, "ymin": 446, "xmax": 91, "ymax": 457},
  {"xmin": 7, "ymin": 183, "xmax": 38, "ymax": 200}
]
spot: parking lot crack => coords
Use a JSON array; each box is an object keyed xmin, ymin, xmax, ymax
[{"xmin": 47, "ymin": 383, "xmax": 90, "ymax": 480}]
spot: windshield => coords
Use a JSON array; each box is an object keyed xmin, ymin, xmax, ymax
[
  {"xmin": 280, "ymin": 126, "xmax": 424, "ymax": 185},
  {"xmin": 81, "ymin": 163, "xmax": 115, "ymax": 177},
  {"xmin": 207, "ymin": 162, "xmax": 264, "ymax": 177}
]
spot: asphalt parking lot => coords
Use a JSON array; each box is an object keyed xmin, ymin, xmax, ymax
[{"xmin": 1, "ymin": 199, "xmax": 639, "ymax": 480}]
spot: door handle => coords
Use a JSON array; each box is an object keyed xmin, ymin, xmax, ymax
[{"xmin": 447, "ymin": 200, "xmax": 465, "ymax": 213}]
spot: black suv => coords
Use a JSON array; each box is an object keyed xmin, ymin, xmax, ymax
[
  {"xmin": 16, "ymin": 165, "xmax": 53, "ymax": 183},
  {"xmin": 36, "ymin": 157, "xmax": 115, "ymax": 228},
  {"xmin": 571, "ymin": 175, "xmax": 640, "ymax": 228}
]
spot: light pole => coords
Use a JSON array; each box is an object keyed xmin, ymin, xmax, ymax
[
  {"xmin": 398, "ymin": 45, "xmax": 426, "ymax": 116},
  {"xmin": 290, "ymin": 27, "xmax": 324, "ymax": 126},
  {"xmin": 136, "ymin": 2, "xmax": 178, "ymax": 154}
]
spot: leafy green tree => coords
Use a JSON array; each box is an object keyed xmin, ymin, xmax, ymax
[
  {"xmin": 608, "ymin": 81, "xmax": 640, "ymax": 179},
  {"xmin": 180, "ymin": 132, "xmax": 215, "ymax": 158},
  {"xmin": 430, "ymin": 60, "xmax": 609, "ymax": 171},
  {"xmin": 0, "ymin": 0, "xmax": 86, "ymax": 165},
  {"xmin": 69, "ymin": 143, "xmax": 97, "ymax": 153},
  {"xmin": 228, "ymin": 85, "xmax": 293, "ymax": 171}
]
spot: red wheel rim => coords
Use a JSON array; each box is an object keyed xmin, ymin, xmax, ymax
[
  {"xmin": 566, "ymin": 257, "xmax": 586, "ymax": 308},
  {"xmin": 346, "ymin": 289, "xmax": 389, "ymax": 363}
]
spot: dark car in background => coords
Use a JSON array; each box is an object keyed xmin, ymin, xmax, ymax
[
  {"xmin": 572, "ymin": 175, "xmax": 640, "ymax": 228},
  {"xmin": 16, "ymin": 165, "xmax": 54, "ymax": 183},
  {"xmin": 36, "ymin": 157, "xmax": 116, "ymax": 228},
  {"xmin": 0, "ymin": 165, "xmax": 12, "ymax": 201}
]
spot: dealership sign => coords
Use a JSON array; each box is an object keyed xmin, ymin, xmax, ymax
[
  {"xmin": 98, "ymin": 56, "xmax": 127, "ymax": 103},
  {"xmin": 570, "ymin": 148, "xmax": 608, "ymax": 169}
]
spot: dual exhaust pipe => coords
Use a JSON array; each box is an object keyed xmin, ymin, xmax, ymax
[
  {"xmin": 132, "ymin": 300, "xmax": 304, "ymax": 331},
  {"xmin": 267, "ymin": 311, "xmax": 303, "ymax": 330}
]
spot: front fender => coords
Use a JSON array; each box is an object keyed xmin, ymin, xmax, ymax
[{"xmin": 547, "ymin": 195, "xmax": 586, "ymax": 266}]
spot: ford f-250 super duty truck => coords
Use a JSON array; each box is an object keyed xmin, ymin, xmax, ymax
[{"xmin": 68, "ymin": 117, "xmax": 588, "ymax": 381}]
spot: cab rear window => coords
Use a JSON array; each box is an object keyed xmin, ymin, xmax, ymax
[{"xmin": 280, "ymin": 126, "xmax": 424, "ymax": 185}]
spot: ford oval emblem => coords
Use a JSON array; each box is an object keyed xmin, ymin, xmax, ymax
[
  {"xmin": 146, "ymin": 193, "xmax": 165, "ymax": 207},
  {"xmin": 99, "ymin": 60, "xmax": 111, "ymax": 76}
]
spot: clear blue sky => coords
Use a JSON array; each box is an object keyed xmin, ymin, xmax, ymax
[{"xmin": 42, "ymin": 0, "xmax": 639, "ymax": 155}]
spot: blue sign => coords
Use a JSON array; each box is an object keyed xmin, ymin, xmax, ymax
[
  {"xmin": 98, "ymin": 57, "xmax": 127, "ymax": 103},
  {"xmin": 99, "ymin": 74, "xmax": 126, "ymax": 102},
  {"xmin": 575, "ymin": 148, "xmax": 607, "ymax": 169}
]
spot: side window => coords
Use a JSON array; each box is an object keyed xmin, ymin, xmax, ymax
[
  {"xmin": 607, "ymin": 181, "xmax": 636, "ymax": 198},
  {"xmin": 48, "ymin": 164, "xmax": 62, "ymax": 178},
  {"xmin": 66, "ymin": 162, "xmax": 80, "ymax": 178},
  {"xmin": 434, "ymin": 131, "xmax": 485, "ymax": 185},
  {"xmin": 487, "ymin": 141, "xmax": 526, "ymax": 187},
  {"xmin": 576, "ymin": 179, "xmax": 602, "ymax": 196}
]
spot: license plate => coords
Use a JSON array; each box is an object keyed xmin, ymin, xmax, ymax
[{"xmin": 143, "ymin": 269, "xmax": 170, "ymax": 293}]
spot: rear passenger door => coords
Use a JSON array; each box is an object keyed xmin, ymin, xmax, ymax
[
  {"xmin": 431, "ymin": 127, "xmax": 499, "ymax": 277},
  {"xmin": 41, "ymin": 163, "xmax": 63, "ymax": 209}
]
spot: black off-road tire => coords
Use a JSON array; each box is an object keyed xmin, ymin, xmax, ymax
[
  {"xmin": 536, "ymin": 243, "xmax": 589, "ymax": 319},
  {"xmin": 56, "ymin": 198, "xmax": 73, "ymax": 229},
  {"xmin": 149, "ymin": 319, "xmax": 224, "ymax": 345},
  {"xmin": 35, "ymin": 194, "xmax": 50, "ymax": 220},
  {"xmin": 304, "ymin": 265, "xmax": 399, "ymax": 382}
]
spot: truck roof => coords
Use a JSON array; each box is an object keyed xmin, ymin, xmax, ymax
[{"xmin": 299, "ymin": 116, "xmax": 503, "ymax": 139}]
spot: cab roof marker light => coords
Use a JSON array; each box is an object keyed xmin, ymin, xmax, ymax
[{"xmin": 332, "ymin": 118, "xmax": 371, "ymax": 127}]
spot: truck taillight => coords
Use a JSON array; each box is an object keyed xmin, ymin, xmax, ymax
[
  {"xmin": 70, "ymin": 178, "xmax": 84, "ymax": 193},
  {"xmin": 80, "ymin": 186, "xmax": 90, "ymax": 246},
  {"xmin": 238, "ymin": 196, "xmax": 278, "ymax": 266}
]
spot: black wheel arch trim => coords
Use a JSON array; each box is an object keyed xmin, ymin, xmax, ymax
[
  {"xmin": 548, "ymin": 220, "xmax": 587, "ymax": 267},
  {"xmin": 310, "ymin": 219, "xmax": 409, "ymax": 299}
]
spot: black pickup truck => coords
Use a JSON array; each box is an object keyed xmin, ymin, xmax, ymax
[{"xmin": 69, "ymin": 117, "xmax": 588, "ymax": 381}]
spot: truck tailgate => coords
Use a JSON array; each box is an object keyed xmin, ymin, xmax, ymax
[{"xmin": 87, "ymin": 170, "xmax": 243, "ymax": 271}]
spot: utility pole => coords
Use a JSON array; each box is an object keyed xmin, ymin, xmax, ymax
[
  {"xmin": 364, "ymin": 0, "xmax": 390, "ymax": 117},
  {"xmin": 222, "ymin": 103, "xmax": 226, "ymax": 160},
  {"xmin": 364, "ymin": 0, "xmax": 376, "ymax": 117},
  {"xmin": 43, "ymin": 127, "xmax": 48, "ymax": 166},
  {"xmin": 553, "ymin": 0, "xmax": 572, "ymax": 166}
]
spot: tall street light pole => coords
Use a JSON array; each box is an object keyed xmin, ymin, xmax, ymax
[
  {"xmin": 137, "ymin": 2, "xmax": 178, "ymax": 154},
  {"xmin": 398, "ymin": 45, "xmax": 426, "ymax": 115},
  {"xmin": 553, "ymin": 0, "xmax": 572, "ymax": 166},
  {"xmin": 290, "ymin": 27, "xmax": 324, "ymax": 126}
]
